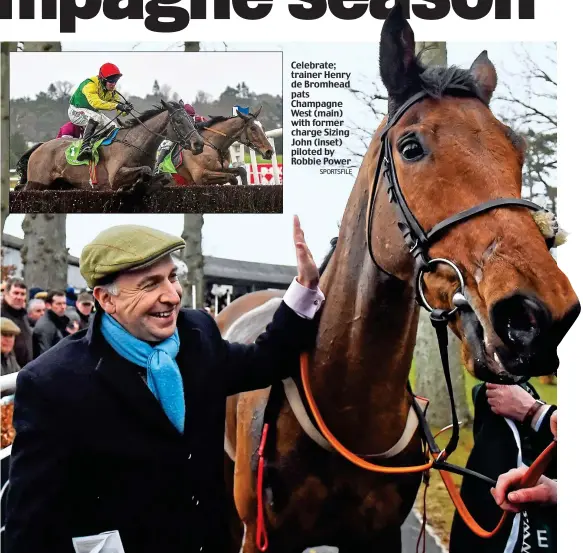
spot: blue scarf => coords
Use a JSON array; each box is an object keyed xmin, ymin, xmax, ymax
[{"xmin": 100, "ymin": 312, "xmax": 185, "ymax": 434}]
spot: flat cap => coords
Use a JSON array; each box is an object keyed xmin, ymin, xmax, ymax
[
  {"xmin": 1, "ymin": 317, "xmax": 21, "ymax": 336},
  {"xmin": 80, "ymin": 225, "xmax": 186, "ymax": 288}
]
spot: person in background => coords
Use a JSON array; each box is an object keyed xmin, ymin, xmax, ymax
[
  {"xmin": 0, "ymin": 278, "xmax": 33, "ymax": 368},
  {"xmin": 34, "ymin": 291, "xmax": 48, "ymax": 302},
  {"xmin": 66, "ymin": 287, "xmax": 77, "ymax": 309},
  {"xmin": 450, "ymin": 381, "xmax": 557, "ymax": 553},
  {"xmin": 56, "ymin": 121, "xmax": 83, "ymax": 139},
  {"xmin": 154, "ymin": 103, "xmax": 198, "ymax": 174},
  {"xmin": 32, "ymin": 290, "xmax": 70, "ymax": 358},
  {"xmin": 75, "ymin": 291, "xmax": 95, "ymax": 331},
  {"xmin": 26, "ymin": 299, "xmax": 46, "ymax": 328},
  {"xmin": 1, "ymin": 317, "xmax": 22, "ymax": 376}
]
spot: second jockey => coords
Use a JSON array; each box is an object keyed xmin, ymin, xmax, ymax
[
  {"xmin": 68, "ymin": 63, "xmax": 133, "ymax": 162},
  {"xmin": 155, "ymin": 103, "xmax": 206, "ymax": 173},
  {"xmin": 56, "ymin": 122, "xmax": 83, "ymax": 140}
]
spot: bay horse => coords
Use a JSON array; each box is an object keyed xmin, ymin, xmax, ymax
[
  {"xmin": 216, "ymin": 5, "xmax": 580, "ymax": 553},
  {"xmin": 16, "ymin": 100, "xmax": 204, "ymax": 193},
  {"xmin": 173, "ymin": 108, "xmax": 274, "ymax": 186}
]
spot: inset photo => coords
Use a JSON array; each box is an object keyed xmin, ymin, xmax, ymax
[{"xmin": 8, "ymin": 50, "xmax": 283, "ymax": 214}]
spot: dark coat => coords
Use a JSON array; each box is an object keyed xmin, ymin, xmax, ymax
[
  {"xmin": 450, "ymin": 382, "xmax": 557, "ymax": 553},
  {"xmin": 32, "ymin": 309, "xmax": 69, "ymax": 358},
  {"xmin": 1, "ymin": 351, "xmax": 21, "ymax": 376},
  {"xmin": 5, "ymin": 302, "xmax": 318, "ymax": 553},
  {"xmin": 0, "ymin": 301, "xmax": 33, "ymax": 368}
]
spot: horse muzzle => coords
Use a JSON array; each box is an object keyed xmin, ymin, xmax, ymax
[{"xmin": 459, "ymin": 292, "xmax": 580, "ymax": 381}]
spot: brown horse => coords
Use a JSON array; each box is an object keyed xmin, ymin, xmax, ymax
[
  {"xmin": 16, "ymin": 100, "xmax": 204, "ymax": 192},
  {"xmin": 173, "ymin": 108, "xmax": 274, "ymax": 186},
  {"xmin": 216, "ymin": 6, "xmax": 579, "ymax": 553}
]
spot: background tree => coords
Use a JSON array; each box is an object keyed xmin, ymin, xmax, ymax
[
  {"xmin": 19, "ymin": 42, "xmax": 68, "ymax": 293},
  {"xmin": 494, "ymin": 43, "xmax": 557, "ymax": 213},
  {"xmin": 1, "ymin": 42, "xmax": 16, "ymax": 234},
  {"xmin": 181, "ymin": 41, "xmax": 206, "ymax": 310},
  {"xmin": 21, "ymin": 213, "xmax": 68, "ymax": 291}
]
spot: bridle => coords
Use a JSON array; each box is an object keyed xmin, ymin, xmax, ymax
[
  {"xmin": 120, "ymin": 106, "xmax": 202, "ymax": 153},
  {"xmin": 197, "ymin": 117, "xmax": 263, "ymax": 162},
  {"xmin": 295, "ymin": 85, "xmax": 558, "ymax": 542}
]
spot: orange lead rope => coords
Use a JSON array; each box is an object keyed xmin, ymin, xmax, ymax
[{"xmin": 298, "ymin": 352, "xmax": 557, "ymax": 539}]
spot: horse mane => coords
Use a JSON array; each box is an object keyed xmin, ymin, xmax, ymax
[
  {"xmin": 120, "ymin": 101, "xmax": 182, "ymax": 129},
  {"xmin": 196, "ymin": 115, "xmax": 235, "ymax": 130},
  {"xmin": 388, "ymin": 51, "xmax": 484, "ymax": 117}
]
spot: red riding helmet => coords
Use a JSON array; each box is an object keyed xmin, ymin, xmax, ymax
[
  {"xmin": 99, "ymin": 63, "xmax": 122, "ymax": 82},
  {"xmin": 184, "ymin": 104, "xmax": 195, "ymax": 116}
]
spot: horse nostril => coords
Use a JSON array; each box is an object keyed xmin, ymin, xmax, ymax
[{"xmin": 491, "ymin": 294, "xmax": 551, "ymax": 351}]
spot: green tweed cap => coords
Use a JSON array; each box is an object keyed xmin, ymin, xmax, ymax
[
  {"xmin": 1, "ymin": 317, "xmax": 21, "ymax": 336},
  {"xmin": 80, "ymin": 225, "xmax": 186, "ymax": 288}
]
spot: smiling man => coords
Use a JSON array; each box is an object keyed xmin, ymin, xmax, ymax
[{"xmin": 5, "ymin": 220, "xmax": 324, "ymax": 553}]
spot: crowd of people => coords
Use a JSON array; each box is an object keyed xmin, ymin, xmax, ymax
[{"xmin": 1, "ymin": 278, "xmax": 95, "ymax": 376}]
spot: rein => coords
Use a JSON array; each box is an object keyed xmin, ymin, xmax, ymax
[{"xmin": 125, "ymin": 107, "xmax": 200, "ymax": 151}]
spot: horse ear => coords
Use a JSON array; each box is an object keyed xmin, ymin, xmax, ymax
[
  {"xmin": 236, "ymin": 109, "xmax": 251, "ymax": 122},
  {"xmin": 179, "ymin": 99, "xmax": 185, "ymax": 107},
  {"xmin": 160, "ymin": 99, "xmax": 169, "ymax": 109},
  {"xmin": 379, "ymin": 0, "xmax": 422, "ymax": 104},
  {"xmin": 253, "ymin": 106, "xmax": 262, "ymax": 118},
  {"xmin": 469, "ymin": 50, "xmax": 497, "ymax": 104}
]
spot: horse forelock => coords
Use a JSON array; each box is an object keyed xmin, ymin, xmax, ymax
[{"xmin": 223, "ymin": 296, "xmax": 283, "ymax": 344}]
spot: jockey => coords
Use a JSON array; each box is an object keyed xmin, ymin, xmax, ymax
[
  {"xmin": 56, "ymin": 122, "xmax": 83, "ymax": 140},
  {"xmin": 68, "ymin": 63, "xmax": 134, "ymax": 162},
  {"xmin": 155, "ymin": 103, "xmax": 201, "ymax": 173}
]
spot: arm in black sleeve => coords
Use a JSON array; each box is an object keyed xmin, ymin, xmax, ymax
[
  {"xmin": 5, "ymin": 369, "xmax": 74, "ymax": 553},
  {"xmin": 526, "ymin": 404, "xmax": 557, "ymax": 478},
  {"xmin": 216, "ymin": 300, "xmax": 319, "ymax": 397},
  {"xmin": 33, "ymin": 325, "xmax": 55, "ymax": 358}
]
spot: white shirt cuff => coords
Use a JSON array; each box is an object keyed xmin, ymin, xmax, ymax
[
  {"xmin": 282, "ymin": 277, "xmax": 325, "ymax": 320},
  {"xmin": 532, "ymin": 404, "xmax": 552, "ymax": 432}
]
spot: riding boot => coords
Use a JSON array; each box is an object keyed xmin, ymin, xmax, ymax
[
  {"xmin": 78, "ymin": 119, "xmax": 98, "ymax": 162},
  {"xmin": 155, "ymin": 144, "xmax": 173, "ymax": 174}
]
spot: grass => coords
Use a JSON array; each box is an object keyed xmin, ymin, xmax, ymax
[
  {"xmin": 408, "ymin": 361, "xmax": 557, "ymax": 546},
  {"xmin": 243, "ymin": 153, "xmax": 283, "ymax": 164}
]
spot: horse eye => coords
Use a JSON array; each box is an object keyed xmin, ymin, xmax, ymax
[{"xmin": 399, "ymin": 138, "xmax": 425, "ymax": 161}]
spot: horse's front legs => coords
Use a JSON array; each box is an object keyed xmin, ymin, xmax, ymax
[{"xmin": 110, "ymin": 166, "xmax": 152, "ymax": 194}]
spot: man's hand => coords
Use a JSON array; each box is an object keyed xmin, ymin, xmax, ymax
[
  {"xmin": 491, "ymin": 467, "xmax": 557, "ymax": 512},
  {"xmin": 485, "ymin": 383, "xmax": 536, "ymax": 422},
  {"xmin": 293, "ymin": 215, "xmax": 319, "ymax": 290}
]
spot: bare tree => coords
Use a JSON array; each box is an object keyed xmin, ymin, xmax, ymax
[
  {"xmin": 19, "ymin": 42, "xmax": 68, "ymax": 292},
  {"xmin": 0, "ymin": 42, "xmax": 15, "ymax": 234},
  {"xmin": 21, "ymin": 213, "xmax": 68, "ymax": 291},
  {"xmin": 494, "ymin": 43, "xmax": 557, "ymax": 213},
  {"xmin": 181, "ymin": 215, "xmax": 205, "ymax": 309},
  {"xmin": 181, "ymin": 41, "xmax": 206, "ymax": 310}
]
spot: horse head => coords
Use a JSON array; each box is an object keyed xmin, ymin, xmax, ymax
[
  {"xmin": 369, "ymin": 2, "xmax": 579, "ymax": 382},
  {"xmin": 162, "ymin": 99, "xmax": 204, "ymax": 155},
  {"xmin": 239, "ymin": 106, "xmax": 273, "ymax": 159}
]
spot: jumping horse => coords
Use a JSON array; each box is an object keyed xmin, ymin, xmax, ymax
[
  {"xmin": 16, "ymin": 100, "xmax": 205, "ymax": 193},
  {"xmin": 173, "ymin": 108, "xmax": 274, "ymax": 186},
  {"xmin": 217, "ymin": 5, "xmax": 580, "ymax": 553}
]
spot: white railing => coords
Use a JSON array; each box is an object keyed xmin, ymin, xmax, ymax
[
  {"xmin": 0, "ymin": 373, "xmax": 18, "ymax": 395},
  {"xmin": 229, "ymin": 127, "xmax": 282, "ymax": 186}
]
